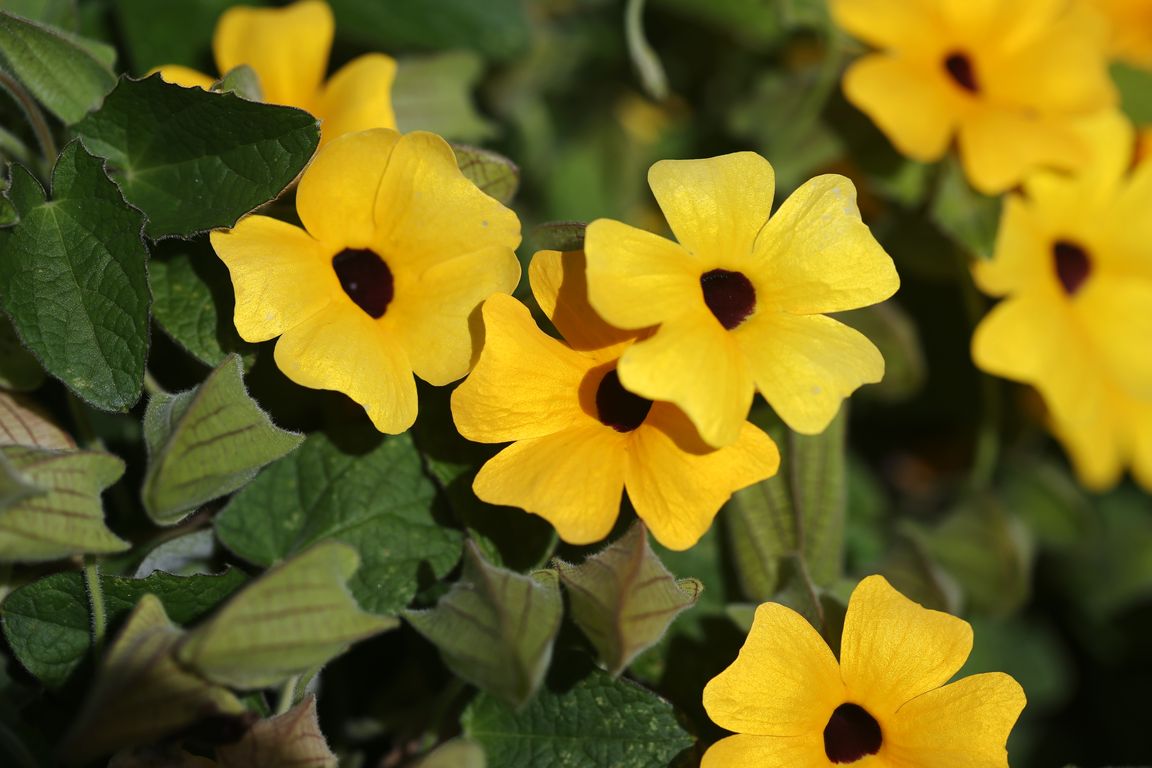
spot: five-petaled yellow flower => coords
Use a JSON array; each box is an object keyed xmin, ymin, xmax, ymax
[
  {"xmin": 972, "ymin": 114, "xmax": 1152, "ymax": 491},
  {"xmin": 831, "ymin": 0, "xmax": 1118, "ymax": 193},
  {"xmin": 157, "ymin": 0, "xmax": 395, "ymax": 143},
  {"xmin": 583, "ymin": 152, "xmax": 899, "ymax": 449},
  {"xmin": 451, "ymin": 250, "xmax": 780, "ymax": 550},
  {"xmin": 703, "ymin": 575, "xmax": 1026, "ymax": 767},
  {"xmin": 211, "ymin": 128, "xmax": 521, "ymax": 434}
]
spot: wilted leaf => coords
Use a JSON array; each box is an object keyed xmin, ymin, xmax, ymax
[
  {"xmin": 0, "ymin": 11, "xmax": 115, "ymax": 124},
  {"xmin": 405, "ymin": 542, "xmax": 562, "ymax": 707},
  {"xmin": 216, "ymin": 695, "xmax": 336, "ymax": 768},
  {"xmin": 178, "ymin": 541, "xmax": 397, "ymax": 689},
  {"xmin": 454, "ymin": 144, "xmax": 519, "ymax": 205},
  {"xmin": 75, "ymin": 75, "xmax": 319, "ymax": 238},
  {"xmin": 463, "ymin": 666, "xmax": 694, "ymax": 767},
  {"xmin": 555, "ymin": 523, "xmax": 700, "ymax": 676},
  {"xmin": 1, "ymin": 568, "xmax": 248, "ymax": 687},
  {"xmin": 0, "ymin": 391, "xmax": 75, "ymax": 450},
  {"xmin": 0, "ymin": 446, "xmax": 127, "ymax": 561},
  {"xmin": 141, "ymin": 355, "xmax": 302, "ymax": 525},
  {"xmin": 62, "ymin": 595, "xmax": 247, "ymax": 764},
  {"xmin": 393, "ymin": 51, "xmax": 495, "ymax": 142},
  {"xmin": 215, "ymin": 430, "xmax": 462, "ymax": 614},
  {"xmin": 0, "ymin": 143, "xmax": 149, "ymax": 412}
]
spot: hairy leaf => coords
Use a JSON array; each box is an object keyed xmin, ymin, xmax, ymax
[
  {"xmin": 463, "ymin": 667, "xmax": 694, "ymax": 767},
  {"xmin": 216, "ymin": 695, "xmax": 337, "ymax": 768},
  {"xmin": 0, "ymin": 446, "xmax": 127, "ymax": 561},
  {"xmin": 178, "ymin": 541, "xmax": 397, "ymax": 690},
  {"xmin": 555, "ymin": 523, "xmax": 700, "ymax": 676},
  {"xmin": 454, "ymin": 144, "xmax": 519, "ymax": 205},
  {"xmin": 142, "ymin": 355, "xmax": 301, "ymax": 525},
  {"xmin": 0, "ymin": 391, "xmax": 74, "ymax": 450},
  {"xmin": 62, "ymin": 595, "xmax": 247, "ymax": 764},
  {"xmin": 215, "ymin": 430, "xmax": 462, "ymax": 614},
  {"xmin": 0, "ymin": 11, "xmax": 115, "ymax": 124},
  {"xmin": 405, "ymin": 542, "xmax": 562, "ymax": 707},
  {"xmin": 1, "ymin": 568, "xmax": 247, "ymax": 687},
  {"xmin": 0, "ymin": 143, "xmax": 149, "ymax": 411},
  {"xmin": 75, "ymin": 74, "xmax": 319, "ymax": 238}
]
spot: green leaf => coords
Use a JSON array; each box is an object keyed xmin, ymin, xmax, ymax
[
  {"xmin": 0, "ymin": 391, "xmax": 74, "ymax": 450},
  {"xmin": 110, "ymin": 0, "xmax": 236, "ymax": 72},
  {"xmin": 1112, "ymin": 62, "xmax": 1152, "ymax": 124},
  {"xmin": 0, "ymin": 316, "xmax": 44, "ymax": 392},
  {"xmin": 0, "ymin": 446, "xmax": 127, "ymax": 561},
  {"xmin": 216, "ymin": 695, "xmax": 337, "ymax": 768},
  {"xmin": 454, "ymin": 144, "xmax": 519, "ymax": 205},
  {"xmin": 529, "ymin": 221, "xmax": 587, "ymax": 253},
  {"xmin": 393, "ymin": 52, "xmax": 496, "ymax": 142},
  {"xmin": 149, "ymin": 247, "xmax": 256, "ymax": 367},
  {"xmin": 62, "ymin": 595, "xmax": 246, "ymax": 764},
  {"xmin": 1, "ymin": 568, "xmax": 247, "ymax": 687},
  {"xmin": 906, "ymin": 496, "xmax": 1033, "ymax": 616},
  {"xmin": 215, "ymin": 430, "xmax": 463, "ymax": 614},
  {"xmin": 463, "ymin": 666, "xmax": 694, "ymax": 767},
  {"xmin": 214, "ymin": 64, "xmax": 262, "ymax": 102},
  {"xmin": 1, "ymin": 1, "xmax": 79, "ymax": 30},
  {"xmin": 0, "ymin": 11, "xmax": 115, "ymax": 124},
  {"xmin": 405, "ymin": 542, "xmax": 562, "ymax": 707},
  {"xmin": 1001, "ymin": 458, "xmax": 1091, "ymax": 552},
  {"xmin": 0, "ymin": 451, "xmax": 39, "ymax": 509},
  {"xmin": 0, "ymin": 144, "xmax": 149, "ymax": 411},
  {"xmin": 75, "ymin": 74, "xmax": 319, "ymax": 238},
  {"xmin": 555, "ymin": 523, "xmax": 700, "ymax": 676},
  {"xmin": 725, "ymin": 408, "xmax": 846, "ymax": 601},
  {"xmin": 177, "ymin": 541, "xmax": 397, "ymax": 689},
  {"xmin": 837, "ymin": 302, "xmax": 926, "ymax": 402},
  {"xmin": 141, "ymin": 355, "xmax": 302, "ymax": 525},
  {"xmin": 330, "ymin": 0, "xmax": 530, "ymax": 62},
  {"xmin": 930, "ymin": 155, "xmax": 1001, "ymax": 260}
]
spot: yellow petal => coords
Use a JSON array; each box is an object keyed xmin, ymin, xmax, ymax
[
  {"xmin": 737, "ymin": 312, "xmax": 884, "ymax": 435},
  {"xmin": 625, "ymin": 404, "xmax": 779, "ymax": 550},
  {"xmin": 701, "ymin": 734, "xmax": 828, "ymax": 768},
  {"xmin": 317, "ymin": 53, "xmax": 398, "ymax": 143},
  {"xmin": 957, "ymin": 109, "xmax": 1086, "ymax": 194},
  {"xmin": 616, "ymin": 315, "xmax": 754, "ymax": 448},
  {"xmin": 1046, "ymin": 376, "xmax": 1129, "ymax": 491},
  {"xmin": 1076, "ymin": 273, "xmax": 1152, "ymax": 398},
  {"xmin": 213, "ymin": 0, "xmax": 333, "ymax": 110},
  {"xmin": 472, "ymin": 426, "xmax": 627, "ymax": 545},
  {"xmin": 153, "ymin": 65, "xmax": 216, "ymax": 90},
  {"xmin": 884, "ymin": 672, "xmax": 1025, "ymax": 768},
  {"xmin": 971, "ymin": 195, "xmax": 1050, "ymax": 297},
  {"xmin": 1130, "ymin": 399, "xmax": 1152, "ymax": 492},
  {"xmin": 839, "ymin": 575, "xmax": 973, "ymax": 720},
  {"xmin": 582, "ymin": 218, "xmax": 701, "ymax": 330},
  {"xmin": 751, "ymin": 175, "xmax": 899, "ymax": 315},
  {"xmin": 529, "ymin": 250, "xmax": 637, "ymax": 352},
  {"xmin": 829, "ymin": 0, "xmax": 944, "ymax": 54},
  {"xmin": 373, "ymin": 132, "xmax": 522, "ymax": 271},
  {"xmin": 210, "ymin": 216, "xmax": 336, "ymax": 342},
  {"xmin": 842, "ymin": 54, "xmax": 962, "ymax": 163},
  {"xmin": 647, "ymin": 153, "xmax": 775, "ymax": 266},
  {"xmin": 702, "ymin": 602, "xmax": 844, "ymax": 736},
  {"xmin": 296, "ymin": 128, "xmax": 401, "ymax": 251},
  {"xmin": 450, "ymin": 294, "xmax": 592, "ymax": 443},
  {"xmin": 385, "ymin": 244, "xmax": 521, "ymax": 386},
  {"xmin": 274, "ymin": 303, "xmax": 417, "ymax": 434}
]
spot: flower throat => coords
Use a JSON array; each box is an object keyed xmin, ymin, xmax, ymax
[
  {"xmin": 824, "ymin": 703, "xmax": 882, "ymax": 763},
  {"xmin": 700, "ymin": 269, "xmax": 756, "ymax": 330},
  {"xmin": 596, "ymin": 369, "xmax": 652, "ymax": 432},
  {"xmin": 333, "ymin": 248, "xmax": 394, "ymax": 318}
]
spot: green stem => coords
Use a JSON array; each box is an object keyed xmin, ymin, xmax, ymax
[
  {"xmin": 84, "ymin": 558, "xmax": 107, "ymax": 655},
  {"xmin": 275, "ymin": 675, "xmax": 300, "ymax": 715},
  {"xmin": 0, "ymin": 69, "xmax": 57, "ymax": 169}
]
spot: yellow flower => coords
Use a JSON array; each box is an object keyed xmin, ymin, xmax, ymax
[
  {"xmin": 210, "ymin": 129, "xmax": 521, "ymax": 434},
  {"xmin": 156, "ymin": 0, "xmax": 395, "ymax": 143},
  {"xmin": 831, "ymin": 0, "xmax": 1117, "ymax": 193},
  {"xmin": 583, "ymin": 152, "xmax": 898, "ymax": 449},
  {"xmin": 1087, "ymin": 0, "xmax": 1152, "ymax": 67},
  {"xmin": 450, "ymin": 249, "xmax": 780, "ymax": 550},
  {"xmin": 972, "ymin": 114, "xmax": 1152, "ymax": 490},
  {"xmin": 702, "ymin": 575, "xmax": 1026, "ymax": 767}
]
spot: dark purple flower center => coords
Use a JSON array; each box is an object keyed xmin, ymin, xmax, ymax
[
  {"xmin": 595, "ymin": 369, "xmax": 652, "ymax": 432},
  {"xmin": 824, "ymin": 703, "xmax": 882, "ymax": 763},
  {"xmin": 1052, "ymin": 240, "xmax": 1091, "ymax": 296},
  {"xmin": 332, "ymin": 248, "xmax": 394, "ymax": 318},
  {"xmin": 944, "ymin": 52, "xmax": 979, "ymax": 93},
  {"xmin": 700, "ymin": 269, "xmax": 756, "ymax": 330}
]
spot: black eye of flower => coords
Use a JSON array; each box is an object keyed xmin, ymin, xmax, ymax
[
  {"xmin": 943, "ymin": 52, "xmax": 979, "ymax": 93},
  {"xmin": 1052, "ymin": 240, "xmax": 1091, "ymax": 296},
  {"xmin": 595, "ymin": 369, "xmax": 652, "ymax": 432},
  {"xmin": 824, "ymin": 703, "xmax": 883, "ymax": 763},
  {"xmin": 332, "ymin": 248, "xmax": 394, "ymax": 318},
  {"xmin": 700, "ymin": 269, "xmax": 756, "ymax": 330}
]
